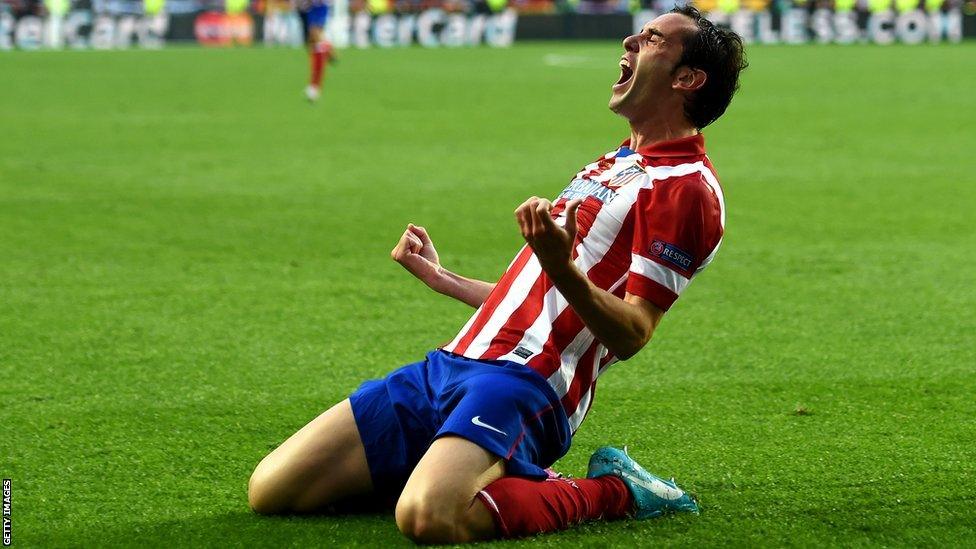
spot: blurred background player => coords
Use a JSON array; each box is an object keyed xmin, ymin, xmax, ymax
[{"xmin": 297, "ymin": 0, "xmax": 335, "ymax": 101}]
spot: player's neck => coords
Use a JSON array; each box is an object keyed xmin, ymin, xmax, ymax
[{"xmin": 627, "ymin": 116, "xmax": 698, "ymax": 152}]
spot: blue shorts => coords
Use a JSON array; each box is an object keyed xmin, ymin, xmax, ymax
[
  {"xmin": 299, "ymin": 4, "xmax": 329, "ymax": 31},
  {"xmin": 349, "ymin": 350, "xmax": 572, "ymax": 494}
]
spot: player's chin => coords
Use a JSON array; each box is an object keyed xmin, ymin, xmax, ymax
[
  {"xmin": 608, "ymin": 92, "xmax": 626, "ymax": 114},
  {"xmin": 608, "ymin": 81, "xmax": 634, "ymax": 113}
]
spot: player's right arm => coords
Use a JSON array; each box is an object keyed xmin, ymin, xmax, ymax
[{"xmin": 391, "ymin": 224, "xmax": 495, "ymax": 308}]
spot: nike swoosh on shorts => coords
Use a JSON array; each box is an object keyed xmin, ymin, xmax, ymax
[{"xmin": 471, "ymin": 416, "xmax": 507, "ymax": 436}]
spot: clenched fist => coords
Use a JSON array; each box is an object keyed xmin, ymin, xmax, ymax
[
  {"xmin": 391, "ymin": 223, "xmax": 444, "ymax": 288},
  {"xmin": 514, "ymin": 197, "xmax": 583, "ymax": 273}
]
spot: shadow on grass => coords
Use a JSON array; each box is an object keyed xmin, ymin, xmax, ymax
[
  {"xmin": 49, "ymin": 508, "xmax": 704, "ymax": 548},
  {"xmin": 52, "ymin": 508, "xmax": 410, "ymax": 548},
  {"xmin": 43, "ymin": 492, "xmax": 708, "ymax": 547}
]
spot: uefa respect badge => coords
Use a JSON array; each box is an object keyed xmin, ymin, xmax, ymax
[{"xmin": 650, "ymin": 239, "xmax": 694, "ymax": 271}]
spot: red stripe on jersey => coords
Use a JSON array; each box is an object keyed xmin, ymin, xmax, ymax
[
  {"xmin": 451, "ymin": 245, "xmax": 535, "ymax": 356},
  {"xmin": 572, "ymin": 197, "xmax": 601, "ymax": 241},
  {"xmin": 580, "ymin": 154, "xmax": 617, "ymax": 180}
]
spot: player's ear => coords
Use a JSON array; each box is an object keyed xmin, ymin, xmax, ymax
[{"xmin": 672, "ymin": 66, "xmax": 706, "ymax": 93}]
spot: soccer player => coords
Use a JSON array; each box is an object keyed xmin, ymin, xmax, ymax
[
  {"xmin": 248, "ymin": 6, "xmax": 746, "ymax": 543},
  {"xmin": 297, "ymin": 0, "xmax": 335, "ymax": 102}
]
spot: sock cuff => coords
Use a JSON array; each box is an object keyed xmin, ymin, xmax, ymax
[
  {"xmin": 587, "ymin": 475, "xmax": 634, "ymax": 518},
  {"xmin": 475, "ymin": 489, "xmax": 510, "ymax": 538}
]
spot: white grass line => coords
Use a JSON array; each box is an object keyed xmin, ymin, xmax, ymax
[{"xmin": 542, "ymin": 53, "xmax": 608, "ymax": 70}]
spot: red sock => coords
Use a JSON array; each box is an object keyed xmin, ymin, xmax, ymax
[
  {"xmin": 309, "ymin": 45, "xmax": 326, "ymax": 87},
  {"xmin": 476, "ymin": 476, "xmax": 632, "ymax": 538}
]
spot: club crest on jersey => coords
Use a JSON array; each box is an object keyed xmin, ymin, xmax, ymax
[
  {"xmin": 608, "ymin": 165, "xmax": 645, "ymax": 188},
  {"xmin": 650, "ymin": 240, "xmax": 694, "ymax": 270}
]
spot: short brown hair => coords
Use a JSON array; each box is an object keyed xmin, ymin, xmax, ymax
[{"xmin": 671, "ymin": 6, "xmax": 748, "ymax": 129}]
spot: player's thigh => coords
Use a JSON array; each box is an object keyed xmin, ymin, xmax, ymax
[
  {"xmin": 307, "ymin": 25, "xmax": 323, "ymax": 45},
  {"xmin": 248, "ymin": 398, "xmax": 372, "ymax": 514},
  {"xmin": 395, "ymin": 435, "xmax": 502, "ymax": 542}
]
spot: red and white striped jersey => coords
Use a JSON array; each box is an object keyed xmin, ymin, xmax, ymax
[{"xmin": 442, "ymin": 134, "xmax": 725, "ymax": 433}]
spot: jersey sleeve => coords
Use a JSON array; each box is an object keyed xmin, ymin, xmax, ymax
[{"xmin": 625, "ymin": 175, "xmax": 723, "ymax": 311}]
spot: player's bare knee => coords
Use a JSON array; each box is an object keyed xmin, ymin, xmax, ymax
[
  {"xmin": 394, "ymin": 497, "xmax": 421, "ymax": 541},
  {"xmin": 395, "ymin": 493, "xmax": 468, "ymax": 544},
  {"xmin": 247, "ymin": 477, "xmax": 278, "ymax": 515},
  {"xmin": 396, "ymin": 510, "xmax": 458, "ymax": 544},
  {"xmin": 247, "ymin": 458, "xmax": 296, "ymax": 515},
  {"xmin": 247, "ymin": 467, "xmax": 281, "ymax": 515}
]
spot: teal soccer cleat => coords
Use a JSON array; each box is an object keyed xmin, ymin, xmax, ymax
[{"xmin": 587, "ymin": 446, "xmax": 700, "ymax": 519}]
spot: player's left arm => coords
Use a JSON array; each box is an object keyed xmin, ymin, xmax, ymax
[
  {"xmin": 391, "ymin": 223, "xmax": 496, "ymax": 308},
  {"xmin": 515, "ymin": 198, "xmax": 663, "ymax": 360}
]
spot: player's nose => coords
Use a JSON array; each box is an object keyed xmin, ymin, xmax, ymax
[{"xmin": 622, "ymin": 33, "xmax": 639, "ymax": 52}]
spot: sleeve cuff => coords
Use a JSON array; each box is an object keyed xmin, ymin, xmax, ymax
[{"xmin": 626, "ymin": 272, "xmax": 679, "ymax": 311}]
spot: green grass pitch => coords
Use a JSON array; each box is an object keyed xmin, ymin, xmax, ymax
[{"xmin": 2, "ymin": 41, "xmax": 975, "ymax": 547}]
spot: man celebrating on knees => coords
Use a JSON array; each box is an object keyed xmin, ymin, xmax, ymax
[{"xmin": 248, "ymin": 7, "xmax": 747, "ymax": 543}]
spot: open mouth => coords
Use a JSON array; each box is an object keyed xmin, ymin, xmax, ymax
[{"xmin": 614, "ymin": 60, "xmax": 634, "ymax": 90}]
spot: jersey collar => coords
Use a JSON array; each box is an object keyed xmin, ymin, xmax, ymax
[{"xmin": 620, "ymin": 133, "xmax": 706, "ymax": 159}]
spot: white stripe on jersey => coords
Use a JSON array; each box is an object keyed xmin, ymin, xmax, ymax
[
  {"xmin": 566, "ymin": 350, "xmax": 601, "ymax": 432},
  {"xmin": 641, "ymin": 161, "xmax": 721, "ymax": 203},
  {"xmin": 597, "ymin": 356, "xmax": 619, "ymax": 379},
  {"xmin": 546, "ymin": 325, "xmax": 594, "ymax": 396},
  {"xmin": 568, "ymin": 388, "xmax": 593, "ymax": 433},
  {"xmin": 630, "ymin": 253, "xmax": 692, "ymax": 295}
]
